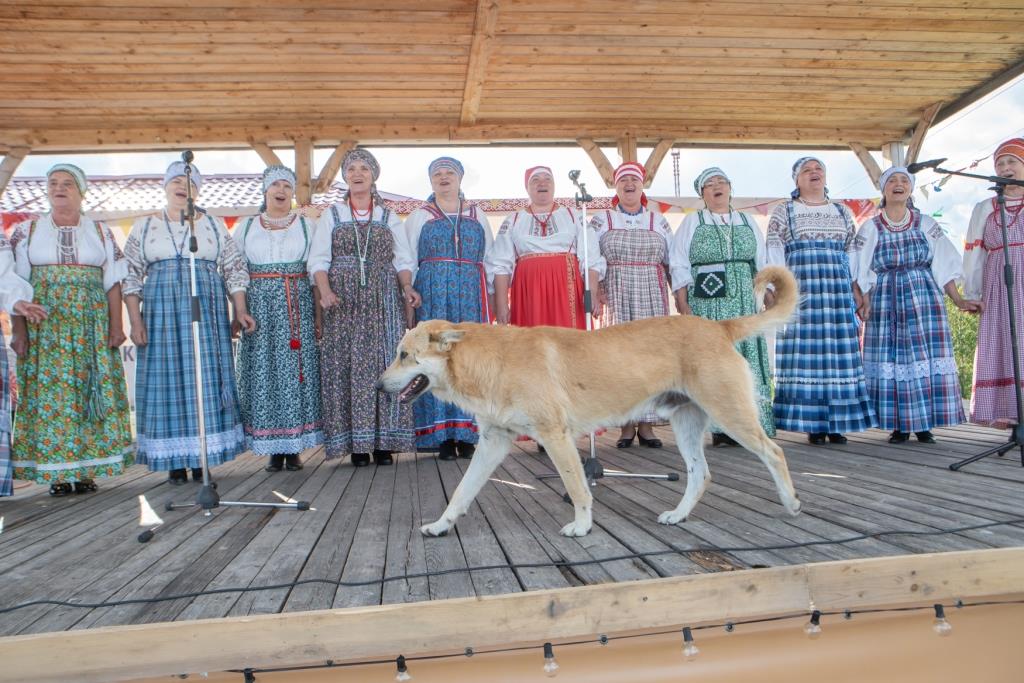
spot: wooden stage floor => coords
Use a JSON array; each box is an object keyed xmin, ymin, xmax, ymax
[{"xmin": 1, "ymin": 423, "xmax": 1022, "ymax": 637}]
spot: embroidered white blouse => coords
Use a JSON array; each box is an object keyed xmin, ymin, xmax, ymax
[
  {"xmin": 308, "ymin": 203, "xmax": 412, "ymax": 275},
  {"xmin": 486, "ymin": 205, "xmax": 606, "ymax": 282},
  {"xmin": 850, "ymin": 212, "xmax": 962, "ymax": 295},
  {"xmin": 669, "ymin": 210, "xmax": 766, "ymax": 291},
  {"xmin": 9, "ymin": 214, "xmax": 128, "ymax": 292},
  {"xmin": 234, "ymin": 213, "xmax": 314, "ymax": 265},
  {"xmin": 122, "ymin": 212, "xmax": 249, "ymax": 297}
]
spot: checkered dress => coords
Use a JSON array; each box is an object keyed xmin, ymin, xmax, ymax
[
  {"xmin": 0, "ymin": 347, "xmax": 12, "ymax": 496},
  {"xmin": 862, "ymin": 213, "xmax": 964, "ymax": 432},
  {"xmin": 773, "ymin": 202, "xmax": 877, "ymax": 434},
  {"xmin": 134, "ymin": 258, "xmax": 245, "ymax": 471}
]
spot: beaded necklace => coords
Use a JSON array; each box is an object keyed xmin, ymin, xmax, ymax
[
  {"xmin": 162, "ymin": 211, "xmax": 190, "ymax": 259},
  {"xmin": 349, "ymin": 197, "xmax": 374, "ymax": 287},
  {"xmin": 433, "ymin": 198, "xmax": 464, "ymax": 258}
]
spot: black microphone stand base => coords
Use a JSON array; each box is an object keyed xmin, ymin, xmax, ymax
[{"xmin": 949, "ymin": 424, "xmax": 1024, "ymax": 471}]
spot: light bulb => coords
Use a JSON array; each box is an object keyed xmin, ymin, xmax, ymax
[
  {"xmin": 804, "ymin": 610, "xmax": 822, "ymax": 639},
  {"xmin": 932, "ymin": 605, "xmax": 953, "ymax": 636},
  {"xmin": 395, "ymin": 655, "xmax": 412, "ymax": 681},
  {"xmin": 543, "ymin": 642, "xmax": 559, "ymax": 677},
  {"xmin": 682, "ymin": 627, "xmax": 700, "ymax": 660}
]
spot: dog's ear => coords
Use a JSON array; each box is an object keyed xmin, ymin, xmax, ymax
[{"xmin": 429, "ymin": 329, "xmax": 465, "ymax": 352}]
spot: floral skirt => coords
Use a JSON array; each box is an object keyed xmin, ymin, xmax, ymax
[{"xmin": 12, "ymin": 266, "xmax": 132, "ymax": 484}]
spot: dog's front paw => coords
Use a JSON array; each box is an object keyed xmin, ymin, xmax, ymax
[
  {"xmin": 785, "ymin": 498, "xmax": 802, "ymax": 517},
  {"xmin": 658, "ymin": 510, "xmax": 686, "ymax": 525},
  {"xmin": 420, "ymin": 519, "xmax": 452, "ymax": 537},
  {"xmin": 559, "ymin": 520, "xmax": 592, "ymax": 537}
]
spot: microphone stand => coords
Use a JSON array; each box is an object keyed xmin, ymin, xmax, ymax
[
  {"xmin": 940, "ymin": 165, "xmax": 1024, "ymax": 471},
  {"xmin": 139, "ymin": 151, "xmax": 309, "ymax": 543},
  {"xmin": 537, "ymin": 172, "xmax": 679, "ymax": 501}
]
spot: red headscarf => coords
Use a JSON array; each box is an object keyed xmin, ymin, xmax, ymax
[
  {"xmin": 611, "ymin": 161, "xmax": 648, "ymax": 207},
  {"xmin": 524, "ymin": 166, "xmax": 553, "ymax": 188},
  {"xmin": 994, "ymin": 138, "xmax": 1024, "ymax": 165}
]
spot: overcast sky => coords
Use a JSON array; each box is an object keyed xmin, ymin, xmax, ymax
[{"xmin": 14, "ymin": 75, "xmax": 1024, "ymax": 247}]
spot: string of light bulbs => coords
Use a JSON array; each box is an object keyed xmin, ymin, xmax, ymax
[{"xmin": 224, "ymin": 598, "xmax": 1024, "ymax": 681}]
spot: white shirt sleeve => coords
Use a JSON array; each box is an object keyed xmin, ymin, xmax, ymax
[
  {"xmin": 0, "ymin": 231, "xmax": 32, "ymax": 314},
  {"xmin": 765, "ymin": 203, "xmax": 789, "ymax": 267},
  {"xmin": 850, "ymin": 218, "xmax": 879, "ymax": 295},
  {"xmin": 669, "ymin": 212, "xmax": 699, "ymax": 291},
  {"xmin": 922, "ymin": 215, "xmax": 963, "ymax": 290},
  {"xmin": 577, "ymin": 209, "xmax": 606, "ymax": 280},
  {"xmin": 655, "ymin": 211, "xmax": 674, "ymax": 265},
  {"xmin": 9, "ymin": 221, "xmax": 32, "ymax": 284},
  {"xmin": 387, "ymin": 208, "xmax": 412, "ymax": 273},
  {"xmin": 401, "ymin": 208, "xmax": 429, "ymax": 280},
  {"xmin": 307, "ymin": 206, "xmax": 336, "ymax": 276},
  {"xmin": 97, "ymin": 222, "xmax": 129, "ymax": 292},
  {"xmin": 962, "ymin": 199, "xmax": 989, "ymax": 301},
  {"xmin": 486, "ymin": 213, "xmax": 518, "ymax": 279}
]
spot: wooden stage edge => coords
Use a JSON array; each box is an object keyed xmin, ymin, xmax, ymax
[{"xmin": 1, "ymin": 547, "xmax": 1021, "ymax": 683}]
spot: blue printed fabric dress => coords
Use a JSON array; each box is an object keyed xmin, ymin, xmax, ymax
[{"xmin": 410, "ymin": 203, "xmax": 491, "ymax": 449}]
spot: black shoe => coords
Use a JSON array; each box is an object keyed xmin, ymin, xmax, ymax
[
  {"xmin": 615, "ymin": 435, "xmax": 635, "ymax": 449},
  {"xmin": 438, "ymin": 440, "xmax": 458, "ymax": 461},
  {"xmin": 638, "ymin": 434, "xmax": 663, "ymax": 448},
  {"xmin": 191, "ymin": 467, "xmax": 204, "ymax": 482},
  {"xmin": 915, "ymin": 430, "xmax": 936, "ymax": 444},
  {"xmin": 712, "ymin": 433, "xmax": 738, "ymax": 447},
  {"xmin": 537, "ymin": 443, "xmax": 546, "ymax": 454},
  {"xmin": 168, "ymin": 468, "xmax": 188, "ymax": 485},
  {"xmin": 373, "ymin": 450, "xmax": 394, "ymax": 466},
  {"xmin": 456, "ymin": 441, "xmax": 475, "ymax": 459},
  {"xmin": 827, "ymin": 433, "xmax": 847, "ymax": 444},
  {"xmin": 807, "ymin": 432, "xmax": 827, "ymax": 445},
  {"xmin": 284, "ymin": 454, "xmax": 304, "ymax": 470},
  {"xmin": 888, "ymin": 430, "xmax": 909, "ymax": 444},
  {"xmin": 265, "ymin": 454, "xmax": 285, "ymax": 472},
  {"xmin": 49, "ymin": 482, "xmax": 73, "ymax": 496},
  {"xmin": 351, "ymin": 453, "xmax": 371, "ymax": 467},
  {"xmin": 73, "ymin": 479, "xmax": 97, "ymax": 494}
]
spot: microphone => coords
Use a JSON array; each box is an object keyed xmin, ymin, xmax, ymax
[
  {"xmin": 906, "ymin": 157, "xmax": 946, "ymax": 174},
  {"xmin": 181, "ymin": 150, "xmax": 194, "ymax": 163},
  {"xmin": 568, "ymin": 169, "xmax": 581, "ymax": 182}
]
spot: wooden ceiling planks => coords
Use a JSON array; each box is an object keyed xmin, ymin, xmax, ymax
[{"xmin": 0, "ymin": 0, "xmax": 1021, "ymax": 153}]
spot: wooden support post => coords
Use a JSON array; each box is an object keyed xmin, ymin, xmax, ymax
[
  {"xmin": 883, "ymin": 141, "xmax": 906, "ymax": 168},
  {"xmin": 642, "ymin": 139, "xmax": 675, "ymax": 189},
  {"xmin": 617, "ymin": 133, "xmax": 637, "ymax": 164},
  {"xmin": 0, "ymin": 146, "xmax": 29, "ymax": 197},
  {"xmin": 249, "ymin": 140, "xmax": 283, "ymax": 168},
  {"xmin": 460, "ymin": 0, "xmax": 500, "ymax": 126},
  {"xmin": 314, "ymin": 141, "xmax": 357, "ymax": 195},
  {"xmin": 576, "ymin": 138, "xmax": 616, "ymax": 188},
  {"xmin": 905, "ymin": 101, "xmax": 943, "ymax": 167},
  {"xmin": 295, "ymin": 139, "xmax": 314, "ymax": 206},
  {"xmin": 849, "ymin": 141, "xmax": 882, "ymax": 188}
]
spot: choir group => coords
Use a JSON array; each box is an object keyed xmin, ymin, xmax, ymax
[{"xmin": 2, "ymin": 137, "xmax": 1022, "ymax": 498}]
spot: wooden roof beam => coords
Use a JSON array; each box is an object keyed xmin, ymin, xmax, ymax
[
  {"xmin": 849, "ymin": 141, "xmax": 882, "ymax": 188},
  {"xmin": 460, "ymin": 0, "xmax": 500, "ymax": 126},
  {"xmin": 314, "ymin": 140, "xmax": 357, "ymax": 195},
  {"xmin": 905, "ymin": 101, "xmax": 944, "ymax": 166},
  {"xmin": 643, "ymin": 139, "xmax": 675, "ymax": 188},
  {"xmin": 577, "ymin": 137, "xmax": 615, "ymax": 188},
  {"xmin": 249, "ymin": 140, "xmax": 283, "ymax": 168},
  {"xmin": 0, "ymin": 146, "xmax": 29, "ymax": 197}
]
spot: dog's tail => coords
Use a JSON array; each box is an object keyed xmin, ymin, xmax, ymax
[{"xmin": 721, "ymin": 265, "xmax": 799, "ymax": 342}]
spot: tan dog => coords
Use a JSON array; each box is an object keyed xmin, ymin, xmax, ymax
[{"xmin": 377, "ymin": 265, "xmax": 802, "ymax": 537}]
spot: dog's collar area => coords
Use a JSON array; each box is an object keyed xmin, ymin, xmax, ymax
[{"xmin": 398, "ymin": 374, "xmax": 430, "ymax": 403}]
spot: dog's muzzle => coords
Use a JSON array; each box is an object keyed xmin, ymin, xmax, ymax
[{"xmin": 394, "ymin": 374, "xmax": 430, "ymax": 403}]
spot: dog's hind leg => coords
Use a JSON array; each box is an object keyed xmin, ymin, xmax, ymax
[
  {"xmin": 540, "ymin": 431, "xmax": 593, "ymax": 537},
  {"xmin": 659, "ymin": 402, "xmax": 711, "ymax": 525},
  {"xmin": 420, "ymin": 426, "xmax": 514, "ymax": 537},
  {"xmin": 703, "ymin": 394, "xmax": 802, "ymax": 517}
]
